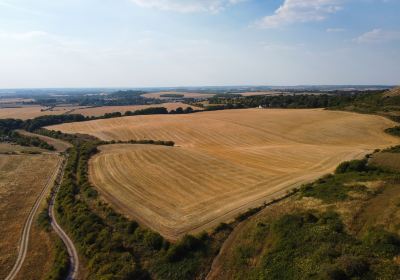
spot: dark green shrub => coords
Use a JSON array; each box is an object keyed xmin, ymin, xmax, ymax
[
  {"xmin": 143, "ymin": 230, "xmax": 164, "ymax": 250},
  {"xmin": 362, "ymin": 227, "xmax": 400, "ymax": 258},
  {"xmin": 335, "ymin": 159, "xmax": 369, "ymax": 174}
]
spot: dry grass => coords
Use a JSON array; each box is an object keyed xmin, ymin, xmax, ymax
[
  {"xmin": 0, "ymin": 152, "xmax": 59, "ymax": 279},
  {"xmin": 370, "ymin": 152, "xmax": 400, "ymax": 172},
  {"xmin": 71, "ymin": 102, "xmax": 202, "ymax": 117},
  {"xmin": 0, "ymin": 143, "xmax": 44, "ymax": 154},
  {"xmin": 48, "ymin": 109, "xmax": 399, "ymax": 239},
  {"xmin": 14, "ymin": 223, "xmax": 56, "ymax": 280},
  {"xmin": 141, "ymin": 92, "xmax": 215, "ymax": 99}
]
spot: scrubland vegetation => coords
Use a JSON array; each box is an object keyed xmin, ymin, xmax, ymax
[{"xmin": 211, "ymin": 152, "xmax": 400, "ymax": 280}]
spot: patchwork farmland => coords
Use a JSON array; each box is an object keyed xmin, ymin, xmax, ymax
[{"xmin": 48, "ymin": 109, "xmax": 399, "ymax": 239}]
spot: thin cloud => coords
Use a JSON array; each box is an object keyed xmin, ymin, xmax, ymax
[
  {"xmin": 0, "ymin": 30, "xmax": 48, "ymax": 40},
  {"xmin": 257, "ymin": 0, "xmax": 342, "ymax": 29},
  {"xmin": 130, "ymin": 0, "xmax": 245, "ymax": 13},
  {"xmin": 353, "ymin": 28, "xmax": 400, "ymax": 44},
  {"xmin": 326, "ymin": 28, "xmax": 345, "ymax": 32}
]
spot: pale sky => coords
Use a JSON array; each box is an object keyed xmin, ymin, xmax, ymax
[{"xmin": 0, "ymin": 0, "xmax": 399, "ymax": 88}]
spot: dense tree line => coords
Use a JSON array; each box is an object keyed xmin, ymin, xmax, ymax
[
  {"xmin": 160, "ymin": 94, "xmax": 184, "ymax": 98},
  {"xmin": 208, "ymin": 93, "xmax": 363, "ymax": 109},
  {"xmin": 34, "ymin": 90, "xmax": 158, "ymax": 107},
  {"xmin": 25, "ymin": 114, "xmax": 87, "ymax": 131},
  {"xmin": 125, "ymin": 107, "xmax": 168, "ymax": 116},
  {"xmin": 10, "ymin": 131, "xmax": 55, "ymax": 150},
  {"xmin": 0, "ymin": 119, "xmax": 55, "ymax": 150}
]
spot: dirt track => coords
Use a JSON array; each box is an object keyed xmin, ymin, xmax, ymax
[
  {"xmin": 48, "ymin": 156, "xmax": 79, "ymax": 280},
  {"xmin": 49, "ymin": 109, "xmax": 400, "ymax": 239},
  {"xmin": 4, "ymin": 156, "xmax": 61, "ymax": 280}
]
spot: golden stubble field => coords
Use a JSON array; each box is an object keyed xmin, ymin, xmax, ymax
[
  {"xmin": 48, "ymin": 109, "xmax": 400, "ymax": 240},
  {"xmin": 0, "ymin": 102, "xmax": 201, "ymax": 120},
  {"xmin": 0, "ymin": 152, "xmax": 59, "ymax": 279},
  {"xmin": 0, "ymin": 106, "xmax": 59, "ymax": 120},
  {"xmin": 71, "ymin": 102, "xmax": 202, "ymax": 117}
]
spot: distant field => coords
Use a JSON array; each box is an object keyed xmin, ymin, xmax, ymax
[
  {"xmin": 0, "ymin": 152, "xmax": 59, "ymax": 279},
  {"xmin": 239, "ymin": 91, "xmax": 280, "ymax": 97},
  {"xmin": 0, "ymin": 103, "xmax": 202, "ymax": 119},
  {"xmin": 0, "ymin": 105, "xmax": 83, "ymax": 120},
  {"xmin": 142, "ymin": 91, "xmax": 215, "ymax": 99},
  {"xmin": 0, "ymin": 98, "xmax": 34, "ymax": 104},
  {"xmin": 71, "ymin": 102, "xmax": 202, "ymax": 117},
  {"xmin": 49, "ymin": 109, "xmax": 399, "ymax": 239}
]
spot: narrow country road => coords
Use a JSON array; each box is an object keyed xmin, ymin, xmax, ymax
[
  {"xmin": 48, "ymin": 155, "xmax": 80, "ymax": 280},
  {"xmin": 5, "ymin": 157, "xmax": 63, "ymax": 280}
]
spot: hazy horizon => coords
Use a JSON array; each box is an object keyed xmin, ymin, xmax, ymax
[{"xmin": 0, "ymin": 84, "xmax": 396, "ymax": 92}]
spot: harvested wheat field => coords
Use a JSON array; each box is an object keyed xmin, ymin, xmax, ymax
[
  {"xmin": 0, "ymin": 152, "xmax": 60, "ymax": 279},
  {"xmin": 0, "ymin": 105, "xmax": 67, "ymax": 120},
  {"xmin": 48, "ymin": 109, "xmax": 400, "ymax": 240},
  {"xmin": 71, "ymin": 102, "xmax": 202, "ymax": 117}
]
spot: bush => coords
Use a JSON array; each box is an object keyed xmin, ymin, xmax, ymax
[
  {"xmin": 338, "ymin": 256, "xmax": 369, "ymax": 277},
  {"xmin": 213, "ymin": 222, "xmax": 231, "ymax": 233},
  {"xmin": 385, "ymin": 126, "xmax": 400, "ymax": 137},
  {"xmin": 166, "ymin": 235, "xmax": 205, "ymax": 262},
  {"xmin": 362, "ymin": 227, "xmax": 400, "ymax": 258},
  {"xmin": 335, "ymin": 159, "xmax": 369, "ymax": 174},
  {"xmin": 46, "ymin": 239, "xmax": 70, "ymax": 280},
  {"xmin": 143, "ymin": 230, "xmax": 164, "ymax": 250},
  {"xmin": 37, "ymin": 208, "xmax": 51, "ymax": 230}
]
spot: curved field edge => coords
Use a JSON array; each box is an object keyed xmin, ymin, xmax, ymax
[
  {"xmin": 57, "ymin": 109, "xmax": 400, "ymax": 240},
  {"xmin": 51, "ymin": 141, "xmax": 237, "ymax": 279},
  {"xmin": 43, "ymin": 140, "xmax": 400, "ymax": 280},
  {"xmin": 89, "ymin": 144, "xmax": 374, "ymax": 240}
]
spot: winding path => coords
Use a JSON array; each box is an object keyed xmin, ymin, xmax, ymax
[
  {"xmin": 5, "ymin": 153, "xmax": 79, "ymax": 280},
  {"xmin": 48, "ymin": 156, "xmax": 79, "ymax": 280},
  {"xmin": 5, "ymin": 158, "xmax": 62, "ymax": 280}
]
